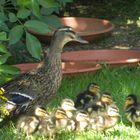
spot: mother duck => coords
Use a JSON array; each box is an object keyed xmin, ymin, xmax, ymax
[{"xmin": 0, "ymin": 26, "xmax": 88, "ymax": 117}]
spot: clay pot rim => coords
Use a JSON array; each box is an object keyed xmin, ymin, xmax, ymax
[
  {"xmin": 14, "ymin": 62, "xmax": 101, "ymax": 75},
  {"xmin": 62, "ymin": 49, "xmax": 140, "ymax": 65},
  {"xmin": 61, "ymin": 17, "xmax": 115, "ymax": 36},
  {"xmin": 28, "ymin": 17, "xmax": 114, "ymax": 37}
]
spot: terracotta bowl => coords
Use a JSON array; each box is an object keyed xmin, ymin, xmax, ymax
[
  {"xmin": 29, "ymin": 17, "xmax": 114, "ymax": 42},
  {"xmin": 14, "ymin": 62, "xmax": 101, "ymax": 75},
  {"xmin": 61, "ymin": 50, "xmax": 140, "ymax": 68}
]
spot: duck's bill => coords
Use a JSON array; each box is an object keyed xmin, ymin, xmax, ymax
[{"xmin": 75, "ymin": 35, "xmax": 88, "ymax": 44}]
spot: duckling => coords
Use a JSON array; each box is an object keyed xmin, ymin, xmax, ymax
[
  {"xmin": 54, "ymin": 98, "xmax": 76, "ymax": 130},
  {"xmin": 89, "ymin": 104, "xmax": 120, "ymax": 132},
  {"xmin": 60, "ymin": 98, "xmax": 76, "ymax": 118},
  {"xmin": 75, "ymin": 82, "xmax": 101, "ymax": 112},
  {"xmin": 36, "ymin": 114, "xmax": 56, "ymax": 138},
  {"xmin": 54, "ymin": 108, "xmax": 75, "ymax": 131},
  {"xmin": 124, "ymin": 94, "xmax": 140, "ymax": 128},
  {"xmin": 75, "ymin": 111, "xmax": 90, "ymax": 131},
  {"xmin": 96, "ymin": 92, "xmax": 114, "ymax": 111},
  {"xmin": 16, "ymin": 115, "xmax": 39, "ymax": 135},
  {"xmin": 16, "ymin": 106, "xmax": 49, "ymax": 135}
]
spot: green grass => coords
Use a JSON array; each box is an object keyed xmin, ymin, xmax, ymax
[{"xmin": 1, "ymin": 66, "xmax": 140, "ymax": 140}]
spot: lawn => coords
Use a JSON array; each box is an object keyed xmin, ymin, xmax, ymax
[
  {"xmin": 1, "ymin": 65, "xmax": 140, "ymax": 140},
  {"xmin": 1, "ymin": 1, "xmax": 140, "ymax": 139}
]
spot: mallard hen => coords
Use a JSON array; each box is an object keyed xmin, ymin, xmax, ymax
[
  {"xmin": 0, "ymin": 27, "xmax": 88, "ymax": 119},
  {"xmin": 124, "ymin": 94, "xmax": 140, "ymax": 128}
]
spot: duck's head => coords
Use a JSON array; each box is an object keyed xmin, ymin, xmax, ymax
[
  {"xmin": 75, "ymin": 111, "xmax": 89, "ymax": 122},
  {"xmin": 100, "ymin": 92, "xmax": 113, "ymax": 105},
  {"xmin": 34, "ymin": 106, "xmax": 49, "ymax": 118},
  {"xmin": 61, "ymin": 98, "xmax": 76, "ymax": 111},
  {"xmin": 107, "ymin": 104, "xmax": 120, "ymax": 117},
  {"xmin": 124, "ymin": 94, "xmax": 137, "ymax": 109},
  {"xmin": 88, "ymin": 83, "xmax": 100, "ymax": 95},
  {"xmin": 55, "ymin": 108, "xmax": 67, "ymax": 119},
  {"xmin": 50, "ymin": 26, "xmax": 88, "ymax": 52}
]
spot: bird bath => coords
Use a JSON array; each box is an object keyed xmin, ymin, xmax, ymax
[
  {"xmin": 61, "ymin": 50, "xmax": 140, "ymax": 68},
  {"xmin": 28, "ymin": 17, "xmax": 114, "ymax": 42}
]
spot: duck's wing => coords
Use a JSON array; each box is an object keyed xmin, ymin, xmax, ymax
[
  {"xmin": 0, "ymin": 91, "xmax": 34, "ymax": 116},
  {"xmin": 1, "ymin": 68, "xmax": 43, "ymax": 98}
]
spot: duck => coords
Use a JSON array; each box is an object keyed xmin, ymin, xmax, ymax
[
  {"xmin": 36, "ymin": 111, "xmax": 56, "ymax": 138},
  {"xmin": 124, "ymin": 94, "xmax": 140, "ymax": 128},
  {"xmin": 74, "ymin": 111, "xmax": 90, "ymax": 131},
  {"xmin": 0, "ymin": 27, "xmax": 88, "ymax": 120},
  {"xmin": 60, "ymin": 98, "xmax": 76, "ymax": 118},
  {"xmin": 16, "ymin": 106, "xmax": 49, "ymax": 135},
  {"xmin": 75, "ymin": 82, "xmax": 101, "ymax": 113},
  {"xmin": 54, "ymin": 98, "xmax": 76, "ymax": 130},
  {"xmin": 87, "ymin": 92, "xmax": 117, "ymax": 117},
  {"xmin": 96, "ymin": 92, "xmax": 114, "ymax": 111},
  {"xmin": 54, "ymin": 108, "xmax": 75, "ymax": 131},
  {"xmin": 89, "ymin": 104, "xmax": 120, "ymax": 132},
  {"xmin": 36, "ymin": 117, "xmax": 56, "ymax": 138}
]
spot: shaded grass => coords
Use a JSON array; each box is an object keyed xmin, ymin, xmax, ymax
[{"xmin": 1, "ymin": 66, "xmax": 140, "ymax": 139}]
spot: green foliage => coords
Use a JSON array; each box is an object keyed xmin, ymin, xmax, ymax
[
  {"xmin": 0, "ymin": 0, "xmax": 73, "ymax": 60},
  {"xmin": 26, "ymin": 32, "xmax": 42, "ymax": 60},
  {"xmin": 0, "ymin": 0, "xmax": 73, "ymax": 85},
  {"xmin": 0, "ymin": 44, "xmax": 20, "ymax": 85},
  {"xmin": 24, "ymin": 20, "xmax": 51, "ymax": 34},
  {"xmin": 9, "ymin": 25, "xmax": 24, "ymax": 45}
]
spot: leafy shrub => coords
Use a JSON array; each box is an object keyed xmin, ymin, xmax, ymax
[{"xmin": 0, "ymin": 0, "xmax": 73, "ymax": 85}]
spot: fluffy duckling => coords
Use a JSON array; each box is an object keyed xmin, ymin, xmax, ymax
[
  {"xmin": 54, "ymin": 108, "xmax": 75, "ymax": 131},
  {"xmin": 37, "ymin": 114, "xmax": 56, "ymax": 138},
  {"xmin": 16, "ymin": 106, "xmax": 49, "ymax": 135},
  {"xmin": 54, "ymin": 98, "xmax": 76, "ymax": 130},
  {"xmin": 75, "ymin": 82, "xmax": 101, "ymax": 112},
  {"xmin": 75, "ymin": 111, "xmax": 90, "ymax": 131},
  {"xmin": 124, "ymin": 94, "xmax": 140, "ymax": 128},
  {"xmin": 60, "ymin": 98, "xmax": 76, "ymax": 118},
  {"xmin": 83, "ymin": 92, "xmax": 114, "ymax": 114},
  {"xmin": 89, "ymin": 104, "xmax": 120, "ymax": 132},
  {"xmin": 16, "ymin": 115, "xmax": 39, "ymax": 135},
  {"xmin": 96, "ymin": 92, "xmax": 114, "ymax": 111}
]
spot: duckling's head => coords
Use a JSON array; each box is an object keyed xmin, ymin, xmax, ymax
[
  {"xmin": 50, "ymin": 26, "xmax": 88, "ymax": 52},
  {"xmin": 88, "ymin": 83, "xmax": 100, "ymax": 95},
  {"xmin": 55, "ymin": 108, "xmax": 67, "ymax": 119},
  {"xmin": 124, "ymin": 94, "xmax": 137, "ymax": 109},
  {"xmin": 75, "ymin": 111, "xmax": 89, "ymax": 122},
  {"xmin": 34, "ymin": 106, "xmax": 49, "ymax": 118},
  {"xmin": 61, "ymin": 98, "xmax": 76, "ymax": 111},
  {"xmin": 100, "ymin": 92, "xmax": 113, "ymax": 105},
  {"xmin": 107, "ymin": 104, "xmax": 120, "ymax": 117}
]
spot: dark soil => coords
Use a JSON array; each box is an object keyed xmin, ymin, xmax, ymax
[{"xmin": 62, "ymin": 1, "xmax": 140, "ymax": 51}]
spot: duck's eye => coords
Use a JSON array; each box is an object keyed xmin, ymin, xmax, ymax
[{"xmin": 127, "ymin": 97, "xmax": 132, "ymax": 101}]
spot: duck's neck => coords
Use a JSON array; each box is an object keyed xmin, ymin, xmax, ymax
[{"xmin": 36, "ymin": 48, "xmax": 62, "ymax": 105}]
